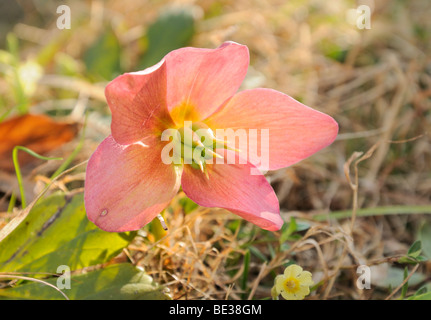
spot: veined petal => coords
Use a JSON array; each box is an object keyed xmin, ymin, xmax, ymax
[
  {"xmin": 105, "ymin": 60, "xmax": 174, "ymax": 145},
  {"xmin": 284, "ymin": 264, "xmax": 303, "ymax": 278},
  {"xmin": 297, "ymin": 271, "xmax": 314, "ymax": 286},
  {"xmin": 180, "ymin": 150, "xmax": 282, "ymax": 231},
  {"xmin": 280, "ymin": 291, "xmax": 298, "ymax": 300},
  {"xmin": 295, "ymin": 285, "xmax": 311, "ymax": 298},
  {"xmin": 206, "ymin": 88, "xmax": 338, "ymax": 171},
  {"xmin": 275, "ymin": 275, "xmax": 287, "ymax": 293},
  {"xmin": 84, "ymin": 135, "xmax": 181, "ymax": 232},
  {"xmin": 164, "ymin": 41, "xmax": 249, "ymax": 124}
]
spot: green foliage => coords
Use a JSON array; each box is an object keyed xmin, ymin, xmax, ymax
[
  {"xmin": 373, "ymin": 266, "xmax": 426, "ymax": 289},
  {"xmin": 393, "ymin": 240, "xmax": 430, "ymax": 300},
  {"xmin": 398, "ymin": 240, "xmax": 428, "ymax": 264},
  {"xmin": 12, "ymin": 146, "xmax": 62, "ymax": 209},
  {"xmin": 139, "ymin": 7, "xmax": 195, "ymax": 69},
  {"xmin": 0, "ymin": 34, "xmax": 33, "ymax": 114},
  {"xmin": 407, "ymin": 290, "xmax": 431, "ymax": 300},
  {"xmin": 0, "ymin": 264, "xmax": 170, "ymax": 300},
  {"xmin": 0, "ymin": 193, "xmax": 135, "ymax": 274},
  {"xmin": 179, "ymin": 197, "xmax": 199, "ymax": 214},
  {"xmin": 418, "ymin": 221, "xmax": 431, "ymax": 259},
  {"xmin": 241, "ymin": 249, "xmax": 250, "ymax": 299},
  {"xmin": 248, "ymin": 245, "xmax": 269, "ymax": 262},
  {"xmin": 400, "ymin": 267, "xmax": 409, "ymax": 299},
  {"xmin": 312, "ymin": 205, "xmax": 431, "ymax": 221},
  {"xmin": 318, "ymin": 38, "xmax": 349, "ymax": 63},
  {"xmin": 279, "ymin": 217, "xmax": 310, "ymax": 251},
  {"xmin": 0, "ymin": 193, "xmax": 171, "ymax": 300},
  {"xmin": 0, "ymin": 0, "xmax": 429, "ymax": 301},
  {"xmin": 50, "ymin": 113, "xmax": 88, "ymax": 180},
  {"xmin": 84, "ymin": 27, "xmax": 121, "ymax": 80}
]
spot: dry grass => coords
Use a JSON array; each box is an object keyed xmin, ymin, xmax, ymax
[
  {"xmin": 0, "ymin": 0, "xmax": 430, "ymax": 300},
  {"xmin": 122, "ymin": 0, "xmax": 430, "ymax": 300}
]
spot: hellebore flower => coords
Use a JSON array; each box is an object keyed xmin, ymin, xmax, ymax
[
  {"xmin": 84, "ymin": 41, "xmax": 338, "ymax": 232},
  {"xmin": 271, "ymin": 264, "xmax": 314, "ymax": 300}
]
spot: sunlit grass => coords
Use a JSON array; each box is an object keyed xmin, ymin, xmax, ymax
[{"xmin": 0, "ymin": 0, "xmax": 430, "ymax": 300}]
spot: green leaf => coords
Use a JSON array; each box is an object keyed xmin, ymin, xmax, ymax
[
  {"xmin": 139, "ymin": 7, "xmax": 195, "ymax": 69},
  {"xmin": 312, "ymin": 205, "xmax": 431, "ymax": 221},
  {"xmin": 397, "ymin": 256, "xmax": 422, "ymax": 264},
  {"xmin": 373, "ymin": 267, "xmax": 426, "ymax": 288},
  {"xmin": 407, "ymin": 240, "xmax": 422, "ymax": 258},
  {"xmin": 398, "ymin": 240, "xmax": 428, "ymax": 264},
  {"xmin": 295, "ymin": 221, "xmax": 311, "ymax": 232},
  {"xmin": 6, "ymin": 33, "xmax": 19, "ymax": 60},
  {"xmin": 279, "ymin": 219, "xmax": 296, "ymax": 243},
  {"xmin": 37, "ymin": 31, "xmax": 72, "ymax": 67},
  {"xmin": 418, "ymin": 222, "xmax": 431, "ymax": 259},
  {"xmin": 280, "ymin": 243, "xmax": 290, "ymax": 251},
  {"xmin": 279, "ymin": 218, "xmax": 310, "ymax": 245},
  {"xmin": 415, "ymin": 255, "xmax": 427, "ymax": 262},
  {"xmin": 0, "ymin": 264, "xmax": 170, "ymax": 300},
  {"xmin": 226, "ymin": 219, "xmax": 241, "ymax": 235},
  {"xmin": 248, "ymin": 245, "xmax": 268, "ymax": 262},
  {"xmin": 84, "ymin": 28, "xmax": 121, "ymax": 80},
  {"xmin": 408, "ymin": 286, "xmax": 428, "ymax": 300},
  {"xmin": 5, "ymin": 33, "xmax": 29, "ymax": 114},
  {"xmin": 178, "ymin": 197, "xmax": 199, "ymax": 214},
  {"xmin": 407, "ymin": 291, "xmax": 431, "ymax": 300},
  {"xmin": 0, "ymin": 193, "xmax": 135, "ymax": 274},
  {"xmin": 400, "ymin": 267, "xmax": 409, "ymax": 299},
  {"xmin": 241, "ymin": 250, "xmax": 250, "ymax": 300}
]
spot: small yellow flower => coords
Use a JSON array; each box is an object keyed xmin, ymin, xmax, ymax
[{"xmin": 272, "ymin": 264, "xmax": 314, "ymax": 300}]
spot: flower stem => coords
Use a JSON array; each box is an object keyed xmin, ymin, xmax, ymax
[{"xmin": 12, "ymin": 146, "xmax": 62, "ymax": 209}]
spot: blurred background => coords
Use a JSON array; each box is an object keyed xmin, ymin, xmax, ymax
[{"xmin": 0, "ymin": 0, "xmax": 430, "ymax": 300}]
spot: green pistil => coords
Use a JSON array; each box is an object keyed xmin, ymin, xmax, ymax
[{"xmin": 176, "ymin": 122, "xmax": 237, "ymax": 178}]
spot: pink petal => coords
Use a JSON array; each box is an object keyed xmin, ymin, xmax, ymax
[
  {"xmin": 105, "ymin": 60, "xmax": 174, "ymax": 145},
  {"xmin": 206, "ymin": 88, "xmax": 338, "ymax": 171},
  {"xmin": 181, "ymin": 150, "xmax": 282, "ymax": 231},
  {"xmin": 164, "ymin": 41, "xmax": 249, "ymax": 124},
  {"xmin": 84, "ymin": 135, "xmax": 181, "ymax": 232}
]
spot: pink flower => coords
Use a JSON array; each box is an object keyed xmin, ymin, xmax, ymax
[{"xmin": 84, "ymin": 42, "xmax": 338, "ymax": 233}]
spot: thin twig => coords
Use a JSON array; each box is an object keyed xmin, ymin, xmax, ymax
[
  {"xmin": 385, "ymin": 264, "xmax": 420, "ymax": 300},
  {"xmin": 0, "ymin": 275, "xmax": 69, "ymax": 300}
]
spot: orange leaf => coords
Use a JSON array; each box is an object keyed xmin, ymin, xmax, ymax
[{"xmin": 0, "ymin": 114, "xmax": 79, "ymax": 172}]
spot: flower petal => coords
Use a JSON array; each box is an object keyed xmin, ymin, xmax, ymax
[
  {"xmin": 206, "ymin": 88, "xmax": 338, "ymax": 171},
  {"xmin": 106, "ymin": 60, "xmax": 174, "ymax": 145},
  {"xmin": 297, "ymin": 271, "xmax": 314, "ymax": 286},
  {"xmin": 280, "ymin": 291, "xmax": 298, "ymax": 300},
  {"xmin": 84, "ymin": 135, "xmax": 181, "ymax": 232},
  {"xmin": 275, "ymin": 275, "xmax": 287, "ymax": 293},
  {"xmin": 164, "ymin": 41, "xmax": 249, "ymax": 124},
  {"xmin": 294, "ymin": 285, "xmax": 311, "ymax": 299},
  {"xmin": 284, "ymin": 264, "xmax": 303, "ymax": 278},
  {"xmin": 180, "ymin": 150, "xmax": 282, "ymax": 231}
]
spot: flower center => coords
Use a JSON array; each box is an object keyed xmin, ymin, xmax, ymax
[
  {"xmin": 174, "ymin": 121, "xmax": 225, "ymax": 177},
  {"xmin": 282, "ymin": 278, "xmax": 300, "ymax": 294}
]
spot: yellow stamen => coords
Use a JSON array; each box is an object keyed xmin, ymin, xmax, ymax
[
  {"xmin": 203, "ymin": 166, "xmax": 210, "ymax": 180},
  {"xmin": 283, "ymin": 278, "xmax": 300, "ymax": 294},
  {"xmin": 205, "ymin": 148, "xmax": 224, "ymax": 159}
]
